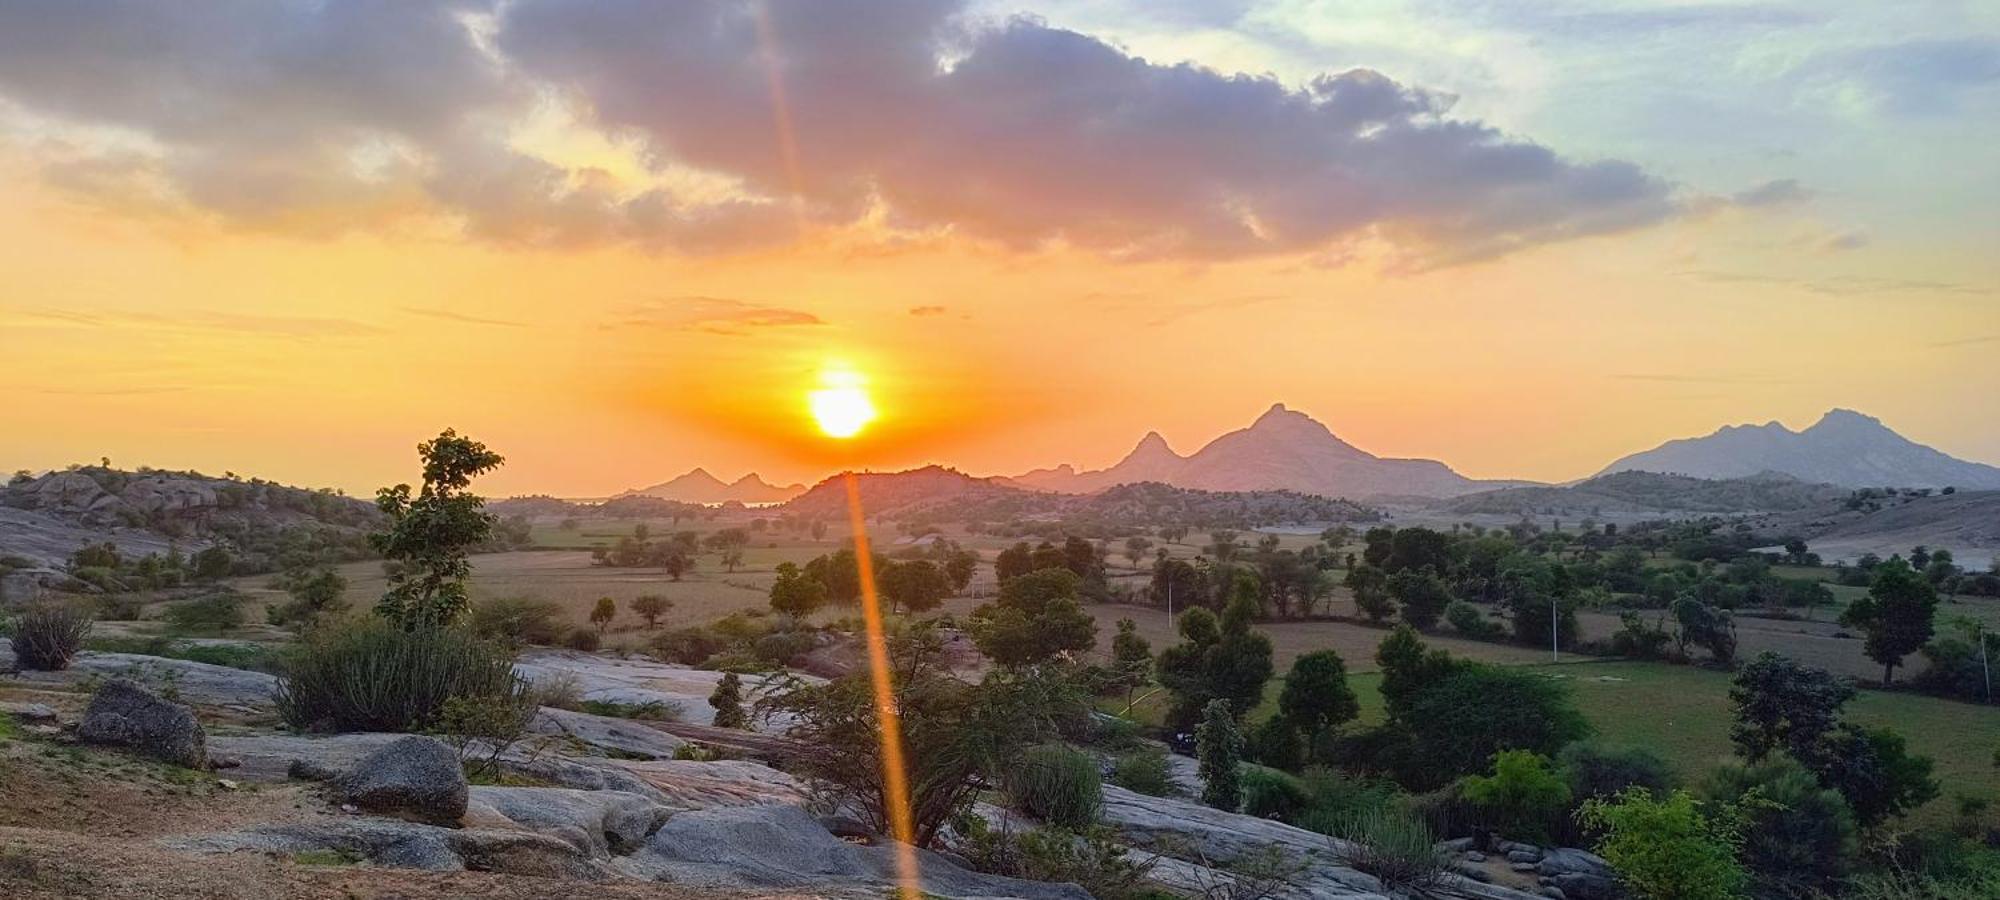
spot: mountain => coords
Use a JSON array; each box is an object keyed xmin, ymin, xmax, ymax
[
  {"xmin": 620, "ymin": 468, "xmax": 804, "ymax": 504},
  {"xmin": 780, "ymin": 465, "xmax": 1025, "ymax": 520},
  {"xmin": 1439, "ymin": 471, "xmax": 1849, "ymax": 517},
  {"xmin": 1599, "ymin": 409, "xmax": 2000, "ymax": 490},
  {"xmin": 1008, "ymin": 403, "xmax": 1499, "ymax": 499}
]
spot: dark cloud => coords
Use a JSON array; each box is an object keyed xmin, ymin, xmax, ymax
[
  {"xmin": 907, "ymin": 305, "xmax": 948, "ymax": 316},
  {"xmin": 0, "ymin": 0, "xmax": 1682, "ymax": 263}
]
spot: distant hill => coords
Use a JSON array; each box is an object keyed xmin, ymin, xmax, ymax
[
  {"xmin": 780, "ymin": 466, "xmax": 1380, "ymax": 530},
  {"xmin": 1439, "ymin": 471, "xmax": 1849, "ymax": 517},
  {"xmin": 1007, "ymin": 403, "xmax": 1506, "ymax": 499},
  {"xmin": 1755, "ymin": 488, "xmax": 2000, "ymax": 562},
  {"xmin": 1599, "ymin": 409, "xmax": 2000, "ymax": 490},
  {"xmin": 618, "ymin": 468, "xmax": 804, "ymax": 504}
]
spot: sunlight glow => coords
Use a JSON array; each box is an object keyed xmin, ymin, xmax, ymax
[{"xmin": 809, "ymin": 369, "xmax": 877, "ymax": 439}]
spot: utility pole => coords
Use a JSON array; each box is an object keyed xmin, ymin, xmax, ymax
[{"xmin": 1551, "ymin": 598, "xmax": 1560, "ymax": 663}]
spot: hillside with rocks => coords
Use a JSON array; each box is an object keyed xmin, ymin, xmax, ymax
[
  {"xmin": 1598, "ymin": 409, "xmax": 2000, "ymax": 489},
  {"xmin": 0, "ymin": 467, "xmax": 382, "ymax": 589},
  {"xmin": 1438, "ymin": 471, "xmax": 1849, "ymax": 517}
]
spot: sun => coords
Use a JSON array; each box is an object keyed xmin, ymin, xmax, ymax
[{"xmin": 809, "ymin": 369, "xmax": 877, "ymax": 439}]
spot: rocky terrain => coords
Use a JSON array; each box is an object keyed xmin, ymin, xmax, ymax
[
  {"xmin": 0, "ymin": 644, "xmax": 1564, "ymax": 900},
  {"xmin": 0, "ymin": 466, "xmax": 380, "ymax": 585},
  {"xmin": 1436, "ymin": 471, "xmax": 1849, "ymax": 518}
]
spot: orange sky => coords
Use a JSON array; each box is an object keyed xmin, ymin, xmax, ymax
[{"xmin": 1, "ymin": 2, "xmax": 1995, "ymax": 497}]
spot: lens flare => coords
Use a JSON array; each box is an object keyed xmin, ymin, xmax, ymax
[{"xmin": 810, "ymin": 370, "xmax": 877, "ymax": 438}]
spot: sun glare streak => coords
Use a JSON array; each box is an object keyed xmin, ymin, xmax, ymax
[{"xmin": 843, "ymin": 471, "xmax": 922, "ymax": 900}]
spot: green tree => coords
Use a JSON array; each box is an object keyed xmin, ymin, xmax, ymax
[
  {"xmin": 1197, "ymin": 699, "xmax": 1244, "ymax": 810},
  {"xmin": 589, "ymin": 596, "xmax": 617, "ymax": 635},
  {"xmin": 1110, "ymin": 619, "xmax": 1153, "ymax": 709},
  {"xmin": 1347, "ymin": 564, "xmax": 1393, "ymax": 622},
  {"xmin": 1703, "ymin": 757, "xmax": 1856, "ymax": 898},
  {"xmin": 1388, "ymin": 567, "xmax": 1452, "ymax": 630},
  {"xmin": 191, "ymin": 545, "xmax": 233, "ymax": 581},
  {"xmin": 1123, "ymin": 536, "xmax": 1154, "ymax": 568},
  {"xmin": 631, "ymin": 594, "xmax": 671, "ymax": 630},
  {"xmin": 1729, "ymin": 652, "xmax": 1855, "ymax": 764},
  {"xmin": 1375, "ymin": 626, "xmax": 1467, "ymax": 725},
  {"xmin": 269, "ymin": 567, "xmax": 349, "ymax": 628},
  {"xmin": 1156, "ymin": 593, "xmax": 1274, "ymax": 730},
  {"xmin": 769, "ymin": 561, "xmax": 828, "ymax": 618},
  {"xmin": 1841, "ymin": 558, "xmax": 1939, "ymax": 685},
  {"xmin": 1580, "ymin": 789, "xmax": 1747, "ymax": 900},
  {"xmin": 1402, "ymin": 665, "xmax": 1590, "ymax": 788},
  {"xmin": 1278, "ymin": 649, "xmax": 1358, "ymax": 752},
  {"xmin": 968, "ymin": 568, "xmax": 1096, "ymax": 668},
  {"xmin": 371, "ymin": 429, "xmax": 504, "ymax": 628},
  {"xmin": 709, "ymin": 671, "xmax": 747, "ymax": 729},
  {"xmin": 879, "ymin": 559, "xmax": 952, "ymax": 614}
]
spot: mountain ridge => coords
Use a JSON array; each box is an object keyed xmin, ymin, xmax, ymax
[
  {"xmin": 618, "ymin": 468, "xmax": 804, "ymax": 504},
  {"xmin": 1598, "ymin": 408, "xmax": 2000, "ymax": 489}
]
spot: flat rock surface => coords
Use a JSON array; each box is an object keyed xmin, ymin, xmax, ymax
[
  {"xmin": 620, "ymin": 803, "xmax": 1089, "ymax": 900},
  {"xmin": 606, "ymin": 758, "xmax": 809, "ymax": 809},
  {"xmin": 533, "ymin": 706, "xmax": 687, "ymax": 759},
  {"xmin": 468, "ymin": 787, "xmax": 671, "ymax": 857},
  {"xmin": 515, "ymin": 651, "xmax": 813, "ymax": 729},
  {"xmin": 206, "ymin": 732, "xmax": 408, "ymax": 782},
  {"xmin": 11, "ymin": 652, "xmax": 277, "ymax": 711}
]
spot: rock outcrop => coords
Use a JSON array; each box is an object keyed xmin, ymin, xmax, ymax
[
  {"xmin": 76, "ymin": 678, "xmax": 207, "ymax": 767},
  {"xmin": 165, "ymin": 819, "xmax": 614, "ymax": 880},
  {"xmin": 467, "ymin": 787, "xmax": 672, "ymax": 857},
  {"xmin": 335, "ymin": 736, "xmax": 469, "ymax": 825}
]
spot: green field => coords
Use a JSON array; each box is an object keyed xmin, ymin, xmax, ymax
[{"xmin": 1218, "ymin": 659, "xmax": 2000, "ymax": 826}]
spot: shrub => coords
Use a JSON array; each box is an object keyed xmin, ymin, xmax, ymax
[
  {"xmin": 1241, "ymin": 764, "xmax": 1311, "ymax": 820},
  {"xmin": 956, "ymin": 819, "xmax": 1153, "ymax": 900},
  {"xmin": 1005, "ymin": 743, "xmax": 1104, "ymax": 828},
  {"xmin": 164, "ymin": 591, "xmax": 246, "ymax": 633},
  {"xmin": 752, "ymin": 629, "xmax": 817, "ymax": 666},
  {"xmin": 1110, "ymin": 748, "xmax": 1173, "ymax": 797},
  {"xmin": 651, "ymin": 626, "xmax": 724, "ymax": 665},
  {"xmin": 562, "ymin": 627, "xmax": 601, "ymax": 652},
  {"xmin": 1445, "ymin": 601, "xmax": 1503, "ymax": 639},
  {"xmin": 1703, "ymin": 757, "xmax": 1855, "ymax": 898},
  {"xmin": 1246, "ymin": 716, "xmax": 1304, "ymax": 771},
  {"xmin": 1560, "ymin": 741, "xmax": 1673, "ymax": 803},
  {"xmin": 1459, "ymin": 750, "xmax": 1572, "ymax": 845},
  {"xmin": 93, "ymin": 593, "xmax": 146, "ymax": 622},
  {"xmin": 1196, "ymin": 699, "xmax": 1244, "ymax": 810},
  {"xmin": 1580, "ymin": 788, "xmax": 1746, "ymax": 900},
  {"xmin": 1399, "ymin": 665, "xmax": 1590, "ymax": 790},
  {"xmin": 10, "ymin": 601, "xmax": 93, "ymax": 671},
  {"xmin": 1609, "ymin": 611, "xmax": 1673, "ymax": 660},
  {"xmin": 436, "ymin": 692, "xmax": 538, "ymax": 780},
  {"xmin": 708, "ymin": 672, "xmax": 747, "ymax": 729},
  {"xmin": 1329, "ymin": 805, "xmax": 1447, "ymax": 893},
  {"xmin": 467, "ymin": 596, "xmax": 564, "ymax": 646},
  {"xmin": 274, "ymin": 618, "xmax": 531, "ymax": 733}
]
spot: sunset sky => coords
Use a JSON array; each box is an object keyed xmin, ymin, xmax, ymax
[{"xmin": 2, "ymin": 0, "xmax": 1996, "ymax": 497}]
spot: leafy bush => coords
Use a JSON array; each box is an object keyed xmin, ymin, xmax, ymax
[
  {"xmin": 1197, "ymin": 699, "xmax": 1245, "ymax": 810},
  {"xmin": 10, "ymin": 601, "xmax": 93, "ymax": 671},
  {"xmin": 752, "ymin": 629, "xmax": 817, "ymax": 666},
  {"xmin": 1241, "ymin": 764, "xmax": 1311, "ymax": 820},
  {"xmin": 467, "ymin": 596, "xmax": 564, "ymax": 646},
  {"xmin": 1459, "ymin": 750, "xmax": 1572, "ymax": 845},
  {"xmin": 274, "ymin": 618, "xmax": 532, "ymax": 733},
  {"xmin": 436, "ymin": 692, "xmax": 539, "ymax": 779},
  {"xmin": 1329, "ymin": 805, "xmax": 1447, "ymax": 893},
  {"xmin": 1703, "ymin": 757, "xmax": 1855, "ymax": 899},
  {"xmin": 1580, "ymin": 788, "xmax": 1746, "ymax": 900},
  {"xmin": 1005, "ymin": 743, "xmax": 1104, "ymax": 828},
  {"xmin": 163, "ymin": 591, "xmax": 246, "ymax": 633},
  {"xmin": 1560, "ymin": 741, "xmax": 1673, "ymax": 803},
  {"xmin": 1246, "ymin": 715, "xmax": 1304, "ymax": 771},
  {"xmin": 1399, "ymin": 665, "xmax": 1590, "ymax": 790},
  {"xmin": 956, "ymin": 819, "xmax": 1154, "ymax": 900},
  {"xmin": 1445, "ymin": 601, "xmax": 1504, "ymax": 639},
  {"xmin": 577, "ymin": 699, "xmax": 681, "ymax": 721},
  {"xmin": 93, "ymin": 593, "xmax": 146, "ymax": 622},
  {"xmin": 561, "ymin": 626, "xmax": 600, "ymax": 652},
  {"xmin": 708, "ymin": 672, "xmax": 747, "ymax": 729},
  {"xmin": 651, "ymin": 626, "xmax": 724, "ymax": 665},
  {"xmin": 1110, "ymin": 748, "xmax": 1173, "ymax": 797}
]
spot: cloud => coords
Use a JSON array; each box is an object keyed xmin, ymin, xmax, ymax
[
  {"xmin": 1730, "ymin": 178, "xmax": 1811, "ymax": 208},
  {"xmin": 1683, "ymin": 271, "xmax": 1989, "ymax": 297},
  {"xmin": 0, "ymin": 0, "xmax": 1682, "ymax": 264},
  {"xmin": 1611, "ymin": 372, "xmax": 1793, "ymax": 386},
  {"xmin": 8, "ymin": 306, "xmax": 386, "ymax": 337},
  {"xmin": 1928, "ymin": 334, "xmax": 2000, "ymax": 349},
  {"xmin": 1817, "ymin": 229, "xmax": 1870, "ymax": 252},
  {"xmin": 604, "ymin": 296, "xmax": 825, "ymax": 335},
  {"xmin": 907, "ymin": 305, "xmax": 948, "ymax": 316},
  {"xmin": 402, "ymin": 307, "xmax": 528, "ymax": 328},
  {"xmin": 1796, "ymin": 37, "xmax": 2000, "ymax": 117}
]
